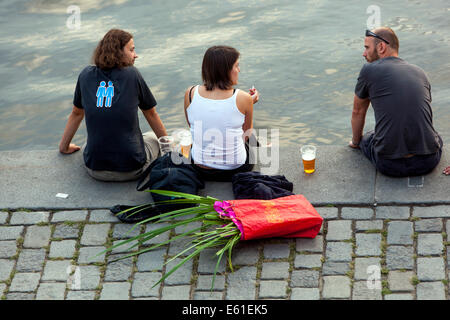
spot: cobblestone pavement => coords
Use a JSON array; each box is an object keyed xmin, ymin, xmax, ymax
[{"xmin": 0, "ymin": 205, "xmax": 449, "ymax": 300}]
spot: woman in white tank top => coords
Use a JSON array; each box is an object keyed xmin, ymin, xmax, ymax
[{"xmin": 184, "ymin": 46, "xmax": 259, "ymax": 181}]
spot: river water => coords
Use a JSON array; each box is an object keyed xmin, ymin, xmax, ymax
[{"xmin": 0, "ymin": 0, "xmax": 449, "ymax": 150}]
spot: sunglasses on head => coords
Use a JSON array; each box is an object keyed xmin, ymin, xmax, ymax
[{"xmin": 365, "ymin": 30, "xmax": 390, "ymax": 44}]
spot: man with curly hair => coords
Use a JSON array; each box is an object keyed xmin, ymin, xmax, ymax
[{"xmin": 59, "ymin": 29, "xmax": 167, "ymax": 181}]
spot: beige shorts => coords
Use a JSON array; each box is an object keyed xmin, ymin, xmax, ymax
[{"xmin": 85, "ymin": 131, "xmax": 160, "ymax": 182}]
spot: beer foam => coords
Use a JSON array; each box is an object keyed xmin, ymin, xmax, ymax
[{"xmin": 302, "ymin": 152, "xmax": 315, "ymax": 161}]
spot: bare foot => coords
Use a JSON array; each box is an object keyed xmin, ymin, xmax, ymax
[{"xmin": 443, "ymin": 166, "xmax": 450, "ymax": 175}]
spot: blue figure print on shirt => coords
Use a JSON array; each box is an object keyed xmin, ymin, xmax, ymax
[
  {"xmin": 96, "ymin": 81, "xmax": 106, "ymax": 107},
  {"xmin": 105, "ymin": 81, "xmax": 114, "ymax": 107}
]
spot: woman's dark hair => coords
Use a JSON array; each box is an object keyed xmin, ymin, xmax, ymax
[
  {"xmin": 92, "ymin": 29, "xmax": 133, "ymax": 69},
  {"xmin": 202, "ymin": 46, "xmax": 240, "ymax": 91}
]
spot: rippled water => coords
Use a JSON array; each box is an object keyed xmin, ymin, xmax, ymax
[{"xmin": 0, "ymin": 0, "xmax": 449, "ymax": 150}]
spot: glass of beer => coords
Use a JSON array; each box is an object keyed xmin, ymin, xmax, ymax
[
  {"xmin": 300, "ymin": 145, "xmax": 316, "ymax": 174},
  {"xmin": 179, "ymin": 131, "xmax": 192, "ymax": 158}
]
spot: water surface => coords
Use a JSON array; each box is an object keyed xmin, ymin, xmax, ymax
[{"xmin": 0, "ymin": 0, "xmax": 449, "ymax": 150}]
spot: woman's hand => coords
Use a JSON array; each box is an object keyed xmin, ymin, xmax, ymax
[{"xmin": 249, "ymin": 86, "xmax": 259, "ymax": 104}]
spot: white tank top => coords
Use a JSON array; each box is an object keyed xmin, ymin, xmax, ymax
[{"xmin": 187, "ymin": 85, "xmax": 246, "ymax": 169}]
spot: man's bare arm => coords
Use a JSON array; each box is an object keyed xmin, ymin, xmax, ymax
[
  {"xmin": 349, "ymin": 94, "xmax": 370, "ymax": 148},
  {"xmin": 59, "ymin": 106, "xmax": 84, "ymax": 154},
  {"xmin": 141, "ymin": 107, "xmax": 167, "ymax": 138}
]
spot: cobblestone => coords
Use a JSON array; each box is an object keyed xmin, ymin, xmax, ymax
[
  {"xmin": 89, "ymin": 209, "xmax": 118, "ymax": 222},
  {"xmin": 375, "ymin": 206, "xmax": 410, "ymax": 219},
  {"xmin": 51, "ymin": 210, "xmax": 88, "ymax": 222},
  {"xmin": 322, "ymin": 276, "xmax": 351, "ymax": 299},
  {"xmin": 290, "ymin": 288, "xmax": 320, "ymax": 300},
  {"xmin": 196, "ymin": 275, "xmax": 226, "ymax": 291},
  {"xmin": 0, "ymin": 241, "xmax": 17, "ymax": 258},
  {"xmin": 417, "ymin": 257, "xmax": 446, "ymax": 281},
  {"xmin": 104, "ymin": 255, "xmax": 133, "ymax": 282},
  {"xmin": 388, "ymin": 271, "xmax": 414, "ymax": 291},
  {"xmin": 36, "ymin": 283, "xmax": 66, "ymax": 300},
  {"xmin": 341, "ymin": 207, "xmax": 373, "ymax": 220},
  {"xmin": 42, "ymin": 260, "xmax": 72, "ymax": 281},
  {"xmin": 352, "ymin": 281, "xmax": 382, "ymax": 300},
  {"xmin": 315, "ymin": 207, "xmax": 338, "ymax": 220},
  {"xmin": 387, "ymin": 221, "xmax": 413, "ymax": 245},
  {"xmin": 101, "ymin": 282, "xmax": 131, "ymax": 300},
  {"xmin": 0, "ymin": 259, "xmax": 15, "ymax": 281},
  {"xmin": 415, "ymin": 219, "xmax": 443, "ymax": 232},
  {"xmin": 294, "ymin": 254, "xmax": 322, "ymax": 269},
  {"xmin": 10, "ymin": 211, "xmax": 49, "ymax": 225},
  {"xmin": 290, "ymin": 270, "xmax": 319, "ymax": 288},
  {"xmin": 226, "ymin": 266, "xmax": 257, "ymax": 300},
  {"xmin": 161, "ymin": 285, "xmax": 191, "ymax": 300},
  {"xmin": 355, "ymin": 233, "xmax": 381, "ymax": 256},
  {"xmin": 52, "ymin": 224, "xmax": 80, "ymax": 239},
  {"xmin": 0, "ymin": 211, "xmax": 8, "ymax": 224},
  {"xmin": 78, "ymin": 246, "xmax": 106, "ymax": 264},
  {"xmin": 66, "ymin": 291, "xmax": 96, "ymax": 300},
  {"xmin": 2, "ymin": 205, "xmax": 450, "ymax": 300},
  {"xmin": 416, "ymin": 282, "xmax": 446, "ymax": 300},
  {"xmin": 75, "ymin": 266, "xmax": 101, "ymax": 290},
  {"xmin": 0, "ymin": 226, "xmax": 24, "ymax": 240},
  {"xmin": 9, "ymin": 273, "xmax": 40, "ymax": 292},
  {"xmin": 386, "ymin": 246, "xmax": 414, "ymax": 270},
  {"xmin": 355, "ymin": 220, "xmax": 383, "ymax": 231},
  {"xmin": 261, "ymin": 262, "xmax": 290, "ymax": 279},
  {"xmin": 259, "ymin": 280, "xmax": 288, "ymax": 299},
  {"xmin": 16, "ymin": 249, "xmax": 46, "ymax": 272},
  {"xmin": 413, "ymin": 206, "xmax": 450, "ymax": 218},
  {"xmin": 325, "ymin": 242, "xmax": 352, "ymax": 262},
  {"xmin": 80, "ymin": 224, "xmax": 110, "ymax": 246},
  {"xmin": 326, "ymin": 220, "xmax": 352, "ymax": 240},
  {"xmin": 296, "ymin": 235, "xmax": 323, "ymax": 253},
  {"xmin": 49, "ymin": 240, "xmax": 77, "ymax": 258},
  {"xmin": 417, "ymin": 233, "xmax": 444, "ymax": 256},
  {"xmin": 263, "ymin": 242, "xmax": 290, "ymax": 259},
  {"xmin": 354, "ymin": 258, "xmax": 381, "ymax": 281},
  {"xmin": 131, "ymin": 272, "xmax": 161, "ymax": 298},
  {"xmin": 23, "ymin": 225, "xmax": 51, "ymax": 248}
]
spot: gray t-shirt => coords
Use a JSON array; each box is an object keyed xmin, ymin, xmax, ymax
[{"xmin": 355, "ymin": 57, "xmax": 441, "ymax": 159}]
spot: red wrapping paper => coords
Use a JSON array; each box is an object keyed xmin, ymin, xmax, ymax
[{"xmin": 226, "ymin": 195, "xmax": 323, "ymax": 240}]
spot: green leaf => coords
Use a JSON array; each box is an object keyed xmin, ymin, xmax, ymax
[{"xmin": 153, "ymin": 237, "xmax": 221, "ymax": 288}]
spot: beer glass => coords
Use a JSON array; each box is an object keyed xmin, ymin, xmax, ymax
[
  {"xmin": 300, "ymin": 145, "xmax": 316, "ymax": 174},
  {"xmin": 179, "ymin": 130, "xmax": 192, "ymax": 158},
  {"xmin": 158, "ymin": 136, "xmax": 175, "ymax": 154}
]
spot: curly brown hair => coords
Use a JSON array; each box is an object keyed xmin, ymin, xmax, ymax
[{"xmin": 92, "ymin": 29, "xmax": 133, "ymax": 69}]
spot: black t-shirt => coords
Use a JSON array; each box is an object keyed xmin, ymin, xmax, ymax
[
  {"xmin": 355, "ymin": 57, "xmax": 441, "ymax": 159},
  {"xmin": 73, "ymin": 65, "xmax": 157, "ymax": 171}
]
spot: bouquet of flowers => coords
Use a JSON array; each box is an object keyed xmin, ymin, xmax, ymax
[{"xmin": 102, "ymin": 190, "xmax": 323, "ymax": 289}]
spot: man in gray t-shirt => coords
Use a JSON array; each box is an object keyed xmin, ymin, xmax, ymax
[{"xmin": 349, "ymin": 27, "xmax": 443, "ymax": 177}]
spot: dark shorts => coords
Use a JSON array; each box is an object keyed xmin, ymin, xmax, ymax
[{"xmin": 360, "ymin": 131, "xmax": 443, "ymax": 177}]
